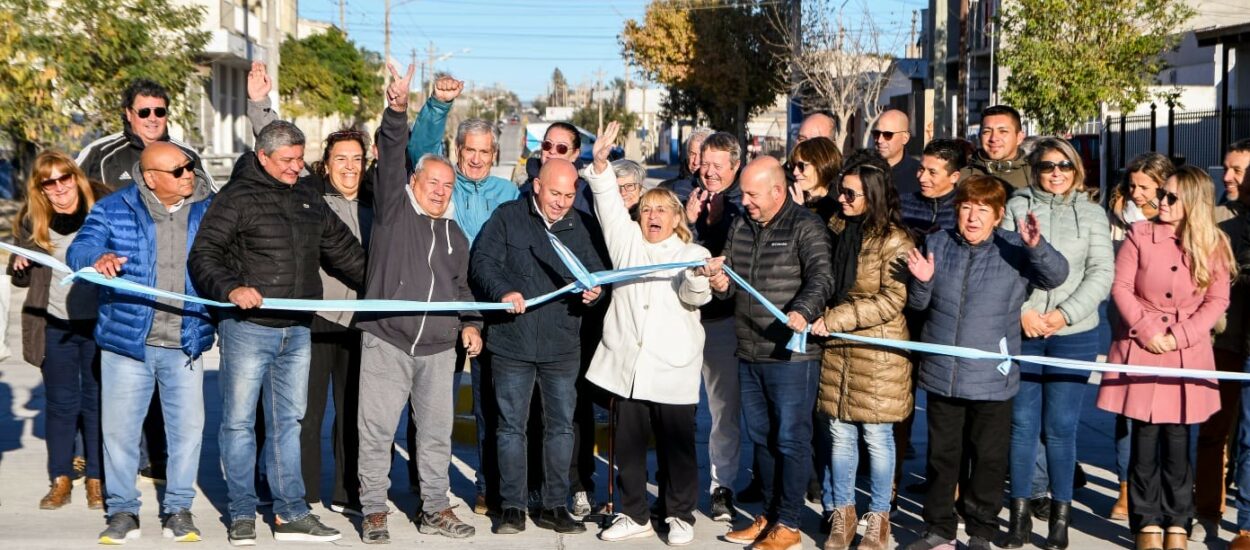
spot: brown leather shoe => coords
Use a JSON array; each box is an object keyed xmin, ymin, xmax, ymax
[
  {"xmin": 85, "ymin": 478, "xmax": 104, "ymax": 510},
  {"xmin": 726, "ymin": 514, "xmax": 770, "ymax": 545},
  {"xmin": 754, "ymin": 524, "xmax": 802, "ymax": 550},
  {"xmin": 1110, "ymin": 481, "xmax": 1129, "ymax": 521},
  {"xmin": 1136, "ymin": 527, "xmax": 1164, "ymax": 550},
  {"xmin": 39, "ymin": 476, "xmax": 72, "ymax": 509},
  {"xmin": 822, "ymin": 505, "xmax": 855, "ymax": 550},
  {"xmin": 857, "ymin": 511, "xmax": 890, "ymax": 550},
  {"xmin": 1229, "ymin": 531, "xmax": 1250, "ymax": 550},
  {"xmin": 1164, "ymin": 527, "xmax": 1187, "ymax": 550}
]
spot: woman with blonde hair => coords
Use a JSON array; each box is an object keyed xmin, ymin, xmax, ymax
[
  {"xmin": 8, "ymin": 150, "xmax": 110, "ymax": 510},
  {"xmin": 999, "ymin": 137, "xmax": 1114, "ymax": 550},
  {"xmin": 582, "ymin": 122, "xmax": 712, "ymax": 546},
  {"xmin": 1096, "ymin": 165, "xmax": 1234, "ymax": 550}
]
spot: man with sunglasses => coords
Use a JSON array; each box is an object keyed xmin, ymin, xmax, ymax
[
  {"xmin": 873, "ymin": 109, "xmax": 922, "ymax": 195},
  {"xmin": 67, "ymin": 142, "xmax": 215, "ymax": 544},
  {"xmin": 960, "ymin": 105, "xmax": 1031, "ymax": 190},
  {"xmin": 77, "ymin": 79, "xmax": 215, "ymax": 192}
]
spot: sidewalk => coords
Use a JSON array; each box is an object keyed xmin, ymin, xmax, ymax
[{"xmin": 0, "ymin": 281, "xmax": 1234, "ymax": 548}]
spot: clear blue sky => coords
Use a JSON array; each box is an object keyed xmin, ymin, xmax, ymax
[{"xmin": 297, "ymin": 0, "xmax": 925, "ymax": 102}]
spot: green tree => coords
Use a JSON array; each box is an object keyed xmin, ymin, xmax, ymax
[
  {"xmin": 622, "ymin": 0, "xmax": 789, "ymax": 156},
  {"xmin": 571, "ymin": 102, "xmax": 640, "ymax": 136},
  {"xmin": 999, "ymin": 0, "xmax": 1193, "ymax": 134},
  {"xmin": 0, "ymin": 0, "xmax": 209, "ymax": 171},
  {"xmin": 279, "ymin": 28, "xmax": 383, "ymax": 126}
]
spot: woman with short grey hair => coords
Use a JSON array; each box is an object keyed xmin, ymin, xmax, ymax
[{"xmin": 611, "ymin": 159, "xmax": 646, "ymax": 213}]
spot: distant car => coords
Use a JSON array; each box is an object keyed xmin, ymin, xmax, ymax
[{"xmin": 509, "ymin": 115, "xmax": 520, "ymax": 125}]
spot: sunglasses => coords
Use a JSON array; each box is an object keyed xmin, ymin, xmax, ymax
[
  {"xmin": 541, "ymin": 140, "xmax": 573, "ymax": 156},
  {"xmin": 786, "ymin": 160, "xmax": 810, "ymax": 173},
  {"xmin": 871, "ymin": 129, "xmax": 908, "ymax": 141},
  {"xmin": 839, "ymin": 188, "xmax": 865, "ymax": 202},
  {"xmin": 133, "ymin": 107, "xmax": 168, "ymax": 119},
  {"xmin": 1036, "ymin": 160, "xmax": 1076, "ymax": 174},
  {"xmin": 40, "ymin": 172, "xmax": 74, "ymax": 191},
  {"xmin": 1156, "ymin": 188, "xmax": 1180, "ymax": 206},
  {"xmin": 148, "ymin": 161, "xmax": 194, "ymax": 179}
]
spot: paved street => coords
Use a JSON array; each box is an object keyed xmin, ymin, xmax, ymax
[{"xmin": 0, "ymin": 169, "xmax": 1238, "ymax": 547}]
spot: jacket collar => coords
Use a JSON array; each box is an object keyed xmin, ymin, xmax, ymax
[
  {"xmin": 1150, "ymin": 221, "xmax": 1180, "ymax": 243},
  {"xmin": 527, "ymin": 193, "xmax": 576, "ymax": 232},
  {"xmin": 971, "ymin": 149, "xmax": 1027, "ymax": 175},
  {"xmin": 121, "ymin": 119, "xmax": 170, "ymax": 150}
]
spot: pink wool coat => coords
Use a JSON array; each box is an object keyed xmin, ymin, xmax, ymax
[{"xmin": 1096, "ymin": 222, "xmax": 1230, "ymax": 425}]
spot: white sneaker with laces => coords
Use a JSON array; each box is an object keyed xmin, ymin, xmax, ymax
[
  {"xmin": 572, "ymin": 490, "xmax": 595, "ymax": 517},
  {"xmin": 664, "ymin": 517, "xmax": 694, "ymax": 546},
  {"xmin": 599, "ymin": 514, "xmax": 654, "ymax": 542}
]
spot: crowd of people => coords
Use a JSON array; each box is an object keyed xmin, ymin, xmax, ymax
[{"xmin": 9, "ymin": 59, "xmax": 1250, "ymax": 550}]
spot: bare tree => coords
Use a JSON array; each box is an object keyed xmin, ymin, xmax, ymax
[{"xmin": 768, "ymin": 0, "xmax": 905, "ymax": 149}]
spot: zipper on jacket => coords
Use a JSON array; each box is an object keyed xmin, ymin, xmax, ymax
[
  {"xmin": 410, "ymin": 218, "xmax": 437, "ymax": 355},
  {"xmin": 951, "ymin": 244, "xmax": 972, "ymax": 394}
]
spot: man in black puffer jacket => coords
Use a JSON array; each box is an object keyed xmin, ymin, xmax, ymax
[
  {"xmin": 188, "ymin": 120, "xmax": 365, "ymax": 546},
  {"xmin": 707, "ymin": 156, "xmax": 833, "ymax": 549}
]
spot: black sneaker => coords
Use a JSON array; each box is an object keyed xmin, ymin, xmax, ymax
[
  {"xmin": 903, "ymin": 532, "xmax": 956, "ymax": 550},
  {"xmin": 710, "ymin": 487, "xmax": 737, "ymax": 522},
  {"xmin": 495, "ymin": 507, "xmax": 527, "ymax": 534},
  {"xmin": 227, "ymin": 519, "xmax": 256, "ymax": 547},
  {"xmin": 362, "ymin": 512, "xmax": 389, "ymax": 544},
  {"xmin": 98, "ymin": 512, "xmax": 141, "ymax": 545},
  {"xmin": 418, "ymin": 507, "xmax": 476, "ymax": 538},
  {"xmin": 533, "ymin": 506, "xmax": 586, "ymax": 534},
  {"xmin": 273, "ymin": 514, "xmax": 341, "ymax": 543},
  {"xmin": 161, "ymin": 509, "xmax": 201, "ymax": 542}
]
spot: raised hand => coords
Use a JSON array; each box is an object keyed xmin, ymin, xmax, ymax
[
  {"xmin": 790, "ymin": 179, "xmax": 804, "ymax": 206},
  {"xmin": 432, "ymin": 75, "xmax": 464, "ymax": 103},
  {"xmin": 247, "ymin": 61, "xmax": 272, "ymax": 101},
  {"xmin": 592, "ymin": 121, "xmax": 620, "ymax": 174},
  {"xmin": 685, "ymin": 187, "xmax": 706, "ymax": 224},
  {"xmin": 906, "ymin": 248, "xmax": 936, "ymax": 283},
  {"xmin": 1020, "ymin": 211, "xmax": 1042, "ymax": 248},
  {"xmin": 386, "ymin": 62, "xmax": 417, "ymax": 112}
]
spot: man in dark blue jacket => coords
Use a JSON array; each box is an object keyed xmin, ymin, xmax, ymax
[
  {"xmin": 67, "ymin": 143, "xmax": 215, "ymax": 544},
  {"xmin": 470, "ymin": 158, "xmax": 604, "ymax": 535}
]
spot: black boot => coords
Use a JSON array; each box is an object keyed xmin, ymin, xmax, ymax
[
  {"xmin": 1045, "ymin": 501, "xmax": 1071, "ymax": 550},
  {"xmin": 998, "ymin": 498, "xmax": 1031, "ymax": 549}
]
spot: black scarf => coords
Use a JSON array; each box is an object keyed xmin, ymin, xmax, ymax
[
  {"xmin": 830, "ymin": 213, "xmax": 865, "ymax": 307},
  {"xmin": 49, "ymin": 204, "xmax": 88, "ymax": 236}
]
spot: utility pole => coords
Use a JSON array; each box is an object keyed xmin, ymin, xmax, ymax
[
  {"xmin": 426, "ymin": 41, "xmax": 437, "ymax": 97},
  {"xmin": 594, "ymin": 68, "xmax": 606, "ymax": 132},
  {"xmin": 339, "ymin": 0, "xmax": 346, "ymax": 31},
  {"xmin": 384, "ymin": 0, "xmax": 391, "ymax": 64}
]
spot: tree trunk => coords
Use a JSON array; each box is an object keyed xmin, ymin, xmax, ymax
[{"xmin": 736, "ymin": 100, "xmax": 748, "ymax": 164}]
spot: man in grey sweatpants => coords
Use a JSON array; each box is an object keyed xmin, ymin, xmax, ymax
[{"xmin": 352, "ymin": 64, "xmax": 483, "ymax": 544}]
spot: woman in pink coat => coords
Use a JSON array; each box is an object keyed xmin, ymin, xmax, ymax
[{"xmin": 1096, "ymin": 165, "xmax": 1235, "ymax": 550}]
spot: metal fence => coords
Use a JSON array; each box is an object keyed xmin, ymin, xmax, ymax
[{"xmin": 1106, "ymin": 105, "xmax": 1250, "ymax": 174}]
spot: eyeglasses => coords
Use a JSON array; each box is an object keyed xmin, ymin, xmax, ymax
[
  {"xmin": 1156, "ymin": 188, "xmax": 1180, "ymax": 206},
  {"xmin": 147, "ymin": 161, "xmax": 194, "ymax": 179},
  {"xmin": 133, "ymin": 107, "xmax": 168, "ymax": 119},
  {"xmin": 1036, "ymin": 160, "xmax": 1076, "ymax": 174},
  {"xmin": 541, "ymin": 140, "xmax": 573, "ymax": 156},
  {"xmin": 839, "ymin": 188, "xmax": 865, "ymax": 202},
  {"xmin": 618, "ymin": 182, "xmax": 640, "ymax": 193},
  {"xmin": 39, "ymin": 172, "xmax": 74, "ymax": 191},
  {"xmin": 871, "ymin": 129, "xmax": 908, "ymax": 141},
  {"xmin": 786, "ymin": 160, "xmax": 810, "ymax": 173}
]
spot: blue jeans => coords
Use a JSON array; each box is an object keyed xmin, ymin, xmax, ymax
[
  {"xmin": 1009, "ymin": 329, "xmax": 1098, "ymax": 502},
  {"xmin": 101, "ymin": 347, "xmax": 204, "ymax": 516},
  {"xmin": 740, "ymin": 359, "xmax": 819, "ymax": 529},
  {"xmin": 469, "ymin": 357, "xmax": 487, "ymax": 494},
  {"xmin": 829, "ymin": 418, "xmax": 895, "ymax": 513},
  {"xmin": 493, "ymin": 355, "xmax": 578, "ymax": 510},
  {"xmin": 42, "ymin": 319, "xmax": 101, "ymax": 479},
  {"xmin": 217, "ymin": 318, "xmax": 312, "ymax": 522}
]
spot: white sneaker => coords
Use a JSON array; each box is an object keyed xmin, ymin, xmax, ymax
[
  {"xmin": 599, "ymin": 514, "xmax": 654, "ymax": 542},
  {"xmin": 572, "ymin": 490, "xmax": 595, "ymax": 517},
  {"xmin": 664, "ymin": 517, "xmax": 694, "ymax": 546}
]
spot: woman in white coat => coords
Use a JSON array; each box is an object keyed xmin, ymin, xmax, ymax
[{"xmin": 584, "ymin": 122, "xmax": 712, "ymax": 546}]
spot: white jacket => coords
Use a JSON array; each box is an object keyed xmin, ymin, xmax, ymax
[{"xmin": 583, "ymin": 164, "xmax": 712, "ymax": 405}]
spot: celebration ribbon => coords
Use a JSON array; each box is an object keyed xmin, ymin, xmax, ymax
[{"xmin": 5, "ymin": 239, "xmax": 1246, "ymax": 381}]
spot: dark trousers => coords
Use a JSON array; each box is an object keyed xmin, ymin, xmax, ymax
[
  {"xmin": 1130, "ymin": 421, "xmax": 1193, "ymax": 532},
  {"xmin": 42, "ymin": 318, "xmax": 101, "ymax": 479},
  {"xmin": 301, "ymin": 317, "xmax": 361, "ymax": 506},
  {"xmin": 493, "ymin": 355, "xmax": 580, "ymax": 510},
  {"xmin": 1194, "ymin": 349, "xmax": 1243, "ymax": 519},
  {"xmin": 739, "ymin": 359, "xmax": 819, "ymax": 529},
  {"xmin": 923, "ymin": 393, "xmax": 1012, "ymax": 540},
  {"xmin": 616, "ymin": 397, "xmax": 698, "ymax": 524}
]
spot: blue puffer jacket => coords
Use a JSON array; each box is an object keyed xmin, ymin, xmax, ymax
[
  {"xmin": 407, "ymin": 96, "xmax": 520, "ymax": 243},
  {"xmin": 67, "ymin": 183, "xmax": 216, "ymax": 361},
  {"xmin": 907, "ymin": 228, "xmax": 1069, "ymax": 401}
]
